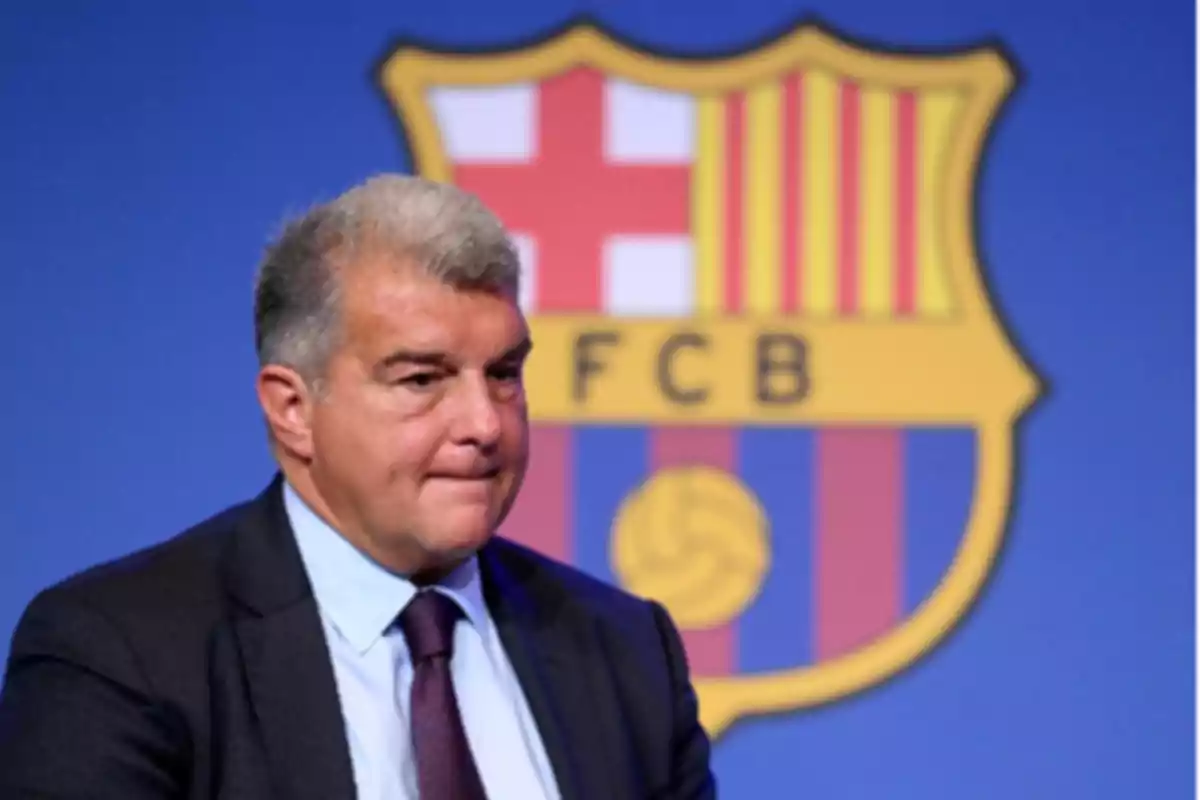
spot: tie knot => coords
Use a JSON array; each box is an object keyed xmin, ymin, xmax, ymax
[{"xmin": 398, "ymin": 590, "xmax": 462, "ymax": 662}]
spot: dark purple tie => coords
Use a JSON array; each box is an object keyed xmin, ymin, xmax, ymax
[{"xmin": 398, "ymin": 589, "xmax": 488, "ymax": 800}]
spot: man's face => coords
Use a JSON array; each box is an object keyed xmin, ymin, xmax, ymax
[{"xmin": 306, "ymin": 260, "xmax": 531, "ymax": 574}]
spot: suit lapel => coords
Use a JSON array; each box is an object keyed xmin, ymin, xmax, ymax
[
  {"xmin": 234, "ymin": 603, "xmax": 356, "ymax": 800},
  {"xmin": 481, "ymin": 542, "xmax": 635, "ymax": 800},
  {"xmin": 224, "ymin": 476, "xmax": 357, "ymax": 800}
]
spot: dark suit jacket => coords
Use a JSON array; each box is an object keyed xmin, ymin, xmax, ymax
[{"xmin": 0, "ymin": 476, "xmax": 716, "ymax": 799}]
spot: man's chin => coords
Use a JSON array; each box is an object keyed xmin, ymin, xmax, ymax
[{"xmin": 420, "ymin": 509, "xmax": 497, "ymax": 558}]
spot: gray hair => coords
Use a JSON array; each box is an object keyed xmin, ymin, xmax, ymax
[{"xmin": 253, "ymin": 173, "xmax": 520, "ymax": 383}]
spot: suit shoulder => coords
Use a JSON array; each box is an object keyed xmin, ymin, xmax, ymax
[{"xmin": 488, "ymin": 536, "xmax": 655, "ymax": 622}]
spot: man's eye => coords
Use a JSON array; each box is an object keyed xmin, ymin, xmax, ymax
[
  {"xmin": 400, "ymin": 372, "xmax": 441, "ymax": 388},
  {"xmin": 491, "ymin": 365, "xmax": 522, "ymax": 381}
]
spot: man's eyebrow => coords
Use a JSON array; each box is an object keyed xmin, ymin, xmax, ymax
[
  {"xmin": 377, "ymin": 349, "xmax": 448, "ymax": 370},
  {"xmin": 496, "ymin": 336, "xmax": 533, "ymax": 362},
  {"xmin": 375, "ymin": 337, "xmax": 531, "ymax": 371}
]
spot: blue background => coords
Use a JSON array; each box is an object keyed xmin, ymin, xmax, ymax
[{"xmin": 1, "ymin": 0, "xmax": 1193, "ymax": 796}]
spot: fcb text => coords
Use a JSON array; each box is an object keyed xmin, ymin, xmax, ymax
[{"xmin": 572, "ymin": 330, "xmax": 809, "ymax": 407}]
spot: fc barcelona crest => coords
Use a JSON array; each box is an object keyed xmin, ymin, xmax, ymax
[{"xmin": 378, "ymin": 22, "xmax": 1040, "ymax": 739}]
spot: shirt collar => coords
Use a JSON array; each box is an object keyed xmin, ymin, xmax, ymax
[{"xmin": 283, "ymin": 480, "xmax": 489, "ymax": 655}]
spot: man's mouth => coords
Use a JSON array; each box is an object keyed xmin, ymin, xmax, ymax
[{"xmin": 429, "ymin": 467, "xmax": 500, "ymax": 481}]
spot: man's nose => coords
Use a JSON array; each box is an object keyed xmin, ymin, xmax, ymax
[{"xmin": 450, "ymin": 375, "xmax": 502, "ymax": 446}]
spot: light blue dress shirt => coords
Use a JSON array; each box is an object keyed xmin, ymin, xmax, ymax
[{"xmin": 284, "ymin": 482, "xmax": 561, "ymax": 800}]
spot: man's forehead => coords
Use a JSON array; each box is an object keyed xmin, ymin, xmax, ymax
[
  {"xmin": 377, "ymin": 322, "xmax": 530, "ymax": 355},
  {"xmin": 347, "ymin": 296, "xmax": 528, "ymax": 360}
]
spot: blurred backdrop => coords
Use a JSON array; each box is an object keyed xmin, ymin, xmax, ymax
[{"xmin": 0, "ymin": 1, "xmax": 1193, "ymax": 796}]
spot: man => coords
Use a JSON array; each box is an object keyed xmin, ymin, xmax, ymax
[{"xmin": 0, "ymin": 175, "xmax": 717, "ymax": 799}]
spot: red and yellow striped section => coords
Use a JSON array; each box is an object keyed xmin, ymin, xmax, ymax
[{"xmin": 692, "ymin": 72, "xmax": 963, "ymax": 317}]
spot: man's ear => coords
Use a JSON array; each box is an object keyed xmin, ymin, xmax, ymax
[{"xmin": 256, "ymin": 365, "xmax": 318, "ymax": 461}]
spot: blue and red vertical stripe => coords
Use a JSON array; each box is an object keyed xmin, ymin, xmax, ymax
[{"xmin": 500, "ymin": 424, "xmax": 975, "ymax": 673}]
